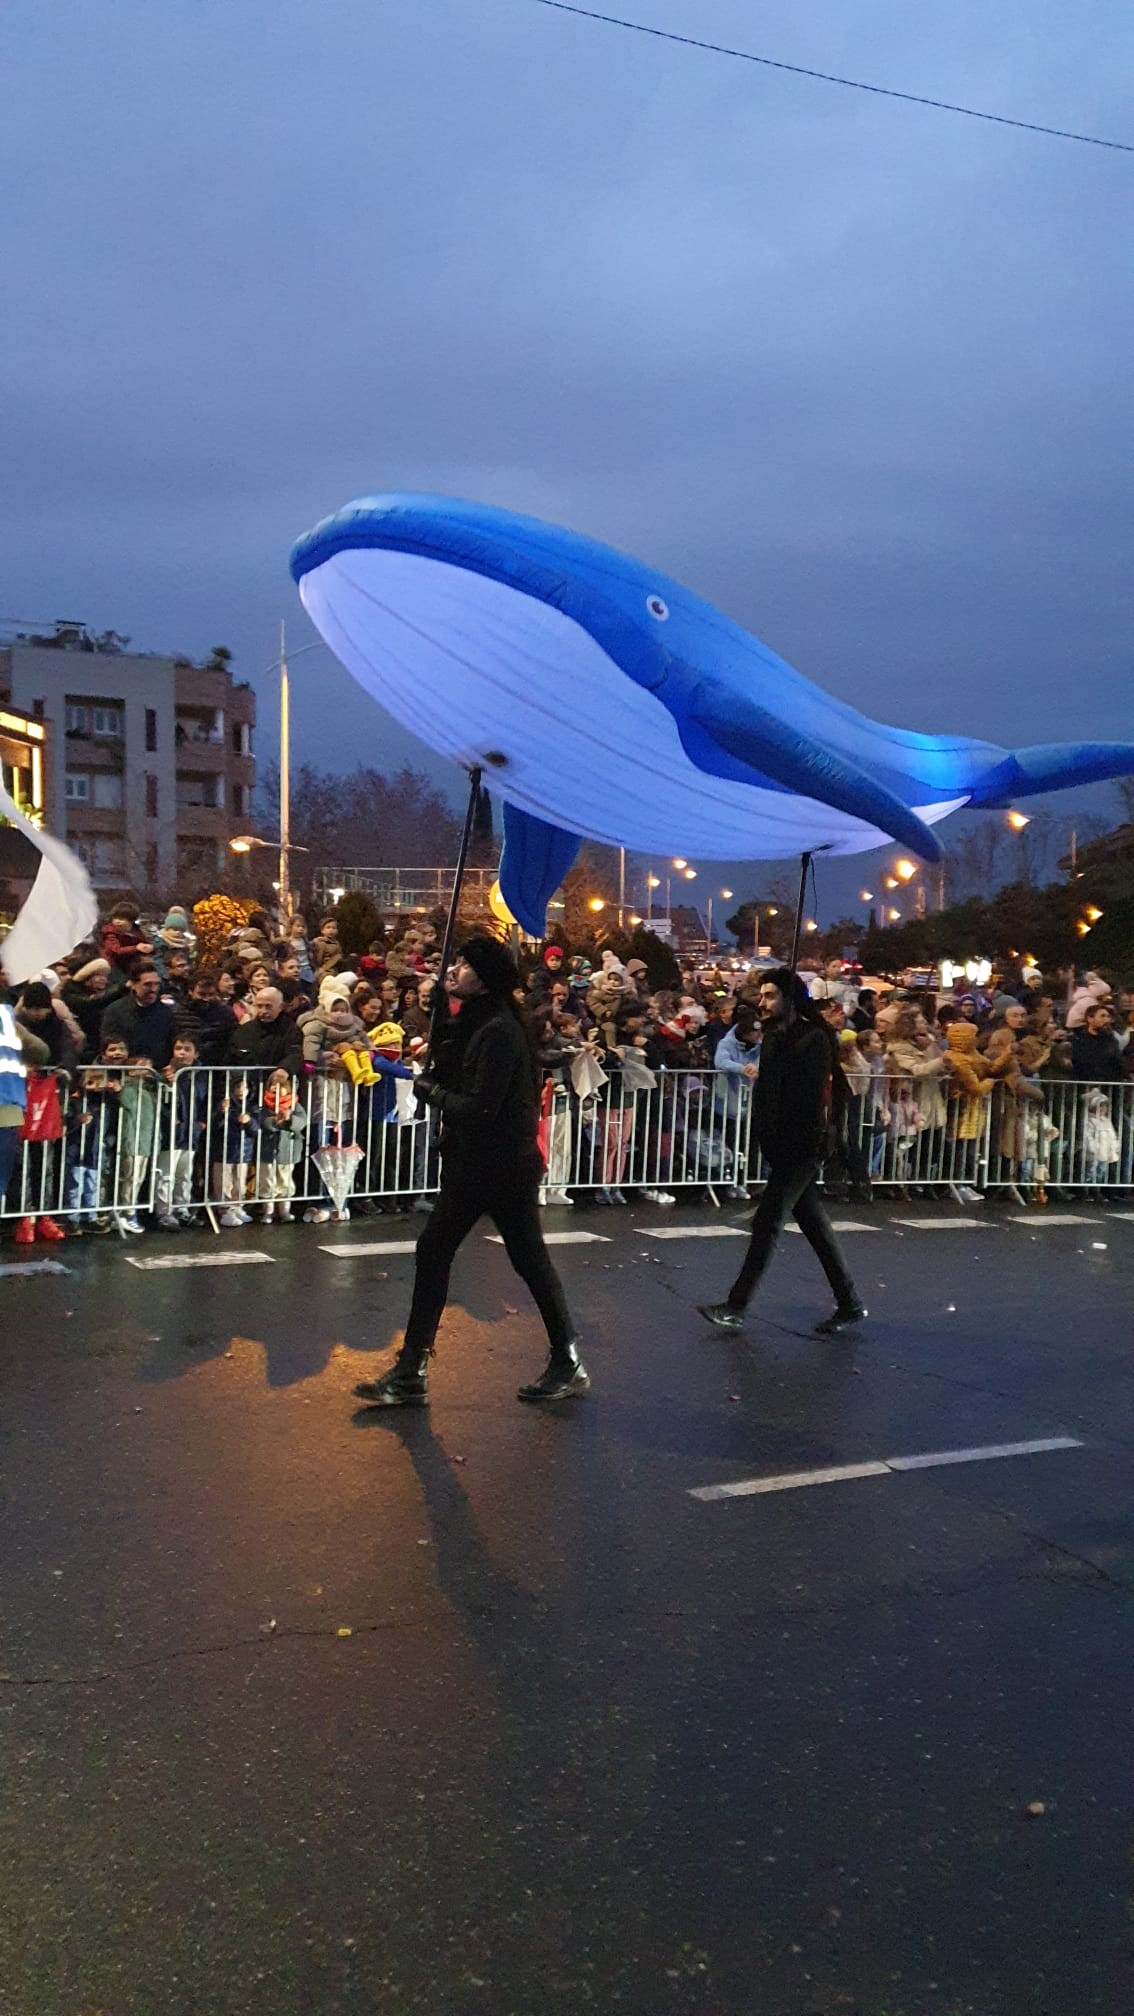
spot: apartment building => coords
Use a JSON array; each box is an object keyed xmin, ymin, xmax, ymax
[{"xmin": 0, "ymin": 627, "xmax": 255, "ymax": 897}]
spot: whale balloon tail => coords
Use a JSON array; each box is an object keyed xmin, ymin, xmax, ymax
[{"xmin": 968, "ymin": 742, "xmax": 1134, "ymax": 808}]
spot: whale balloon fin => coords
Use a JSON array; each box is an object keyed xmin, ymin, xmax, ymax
[
  {"xmin": 967, "ymin": 742, "xmax": 1134, "ymax": 807},
  {"xmin": 683, "ymin": 676, "xmax": 945, "ymax": 864},
  {"xmin": 499, "ymin": 803, "xmax": 581, "ymax": 938}
]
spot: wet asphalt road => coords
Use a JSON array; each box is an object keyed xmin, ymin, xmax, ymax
[{"xmin": 0, "ymin": 1198, "xmax": 1131, "ymax": 2016}]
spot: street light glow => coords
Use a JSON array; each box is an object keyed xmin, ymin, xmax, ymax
[
  {"xmin": 804, "ymin": 918, "xmax": 818, "ymax": 933},
  {"xmin": 646, "ymin": 875, "xmax": 661, "ymax": 889},
  {"xmin": 884, "ymin": 876, "xmax": 899, "ymax": 890},
  {"xmin": 229, "ymin": 838, "xmax": 253, "ymax": 853},
  {"xmin": 720, "ymin": 888, "xmax": 733, "ymax": 899},
  {"xmin": 684, "ymin": 868, "xmax": 697, "ymax": 880},
  {"xmin": 888, "ymin": 907, "xmax": 901, "ymax": 922},
  {"xmin": 860, "ymin": 890, "xmax": 873, "ymax": 902},
  {"xmin": 588, "ymin": 897, "xmax": 605, "ymax": 913},
  {"xmin": 1006, "ymin": 810, "xmax": 1031, "ymax": 831},
  {"xmin": 1085, "ymin": 905, "xmax": 1103, "ymax": 923},
  {"xmin": 672, "ymin": 858, "xmax": 687, "ymax": 870}
]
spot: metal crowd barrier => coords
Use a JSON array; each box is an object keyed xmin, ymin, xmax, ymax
[{"xmin": 1, "ymin": 1066, "xmax": 1131, "ymax": 1232}]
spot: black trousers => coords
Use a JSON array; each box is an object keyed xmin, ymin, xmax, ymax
[
  {"xmin": 403, "ymin": 1156, "xmax": 574, "ymax": 1363},
  {"xmin": 728, "ymin": 1158, "xmax": 857, "ymax": 1312}
]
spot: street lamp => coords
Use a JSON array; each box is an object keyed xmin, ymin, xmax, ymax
[
  {"xmin": 706, "ymin": 887, "xmax": 733, "ymax": 954},
  {"xmin": 588, "ymin": 897, "xmax": 605, "ymax": 914},
  {"xmin": 1006, "ymin": 810, "xmax": 1031, "ymax": 832},
  {"xmin": 887, "ymin": 907, "xmax": 901, "ymax": 922},
  {"xmin": 230, "ymin": 834, "xmax": 310, "ymax": 856},
  {"xmin": 894, "ymin": 858, "xmax": 917, "ymax": 882}
]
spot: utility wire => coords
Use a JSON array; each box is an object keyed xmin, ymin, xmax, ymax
[{"xmin": 520, "ymin": 0, "xmax": 1133, "ymax": 154}]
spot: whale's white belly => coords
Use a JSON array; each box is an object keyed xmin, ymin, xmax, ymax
[{"xmin": 301, "ymin": 551, "xmax": 964, "ymax": 859}]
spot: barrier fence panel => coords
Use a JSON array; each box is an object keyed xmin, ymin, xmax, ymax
[{"xmin": 2, "ymin": 1062, "xmax": 1131, "ymax": 1231}]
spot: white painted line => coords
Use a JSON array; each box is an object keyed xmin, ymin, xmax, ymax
[
  {"xmin": 690, "ymin": 1434, "xmax": 1083, "ymax": 1501},
  {"xmin": 485, "ymin": 1229, "xmax": 610, "ymax": 1246},
  {"xmin": 785, "ymin": 1221, "xmax": 877, "ymax": 1233},
  {"xmin": 637, "ymin": 1225, "xmax": 746, "ymax": 1240},
  {"xmin": 0, "ymin": 1258, "xmax": 71, "ymax": 1277},
  {"xmin": 1105, "ymin": 1210, "xmax": 1134, "ymax": 1221},
  {"xmin": 320, "ymin": 1241, "xmax": 417, "ymax": 1257},
  {"xmin": 692, "ymin": 1461, "xmax": 890, "ymax": 1501},
  {"xmin": 1009, "ymin": 1214, "xmax": 1099, "ymax": 1227},
  {"xmin": 126, "ymin": 1251, "xmax": 276, "ymax": 1270},
  {"xmin": 886, "ymin": 1436, "xmax": 1083, "ymax": 1470},
  {"xmin": 890, "ymin": 1217, "xmax": 990, "ymax": 1230}
]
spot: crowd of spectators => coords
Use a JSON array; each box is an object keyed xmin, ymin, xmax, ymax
[{"xmin": 1, "ymin": 905, "xmax": 1132, "ymax": 1244}]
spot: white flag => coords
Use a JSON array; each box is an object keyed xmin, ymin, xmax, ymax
[{"xmin": 0, "ymin": 776, "xmax": 98, "ymax": 985}]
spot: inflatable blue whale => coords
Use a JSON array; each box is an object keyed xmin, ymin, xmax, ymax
[{"xmin": 290, "ymin": 496, "xmax": 1133, "ymax": 937}]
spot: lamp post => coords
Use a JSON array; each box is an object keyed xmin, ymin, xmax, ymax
[{"xmin": 706, "ymin": 887, "xmax": 732, "ymax": 955}]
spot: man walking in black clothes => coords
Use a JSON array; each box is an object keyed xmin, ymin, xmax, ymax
[
  {"xmin": 698, "ymin": 968, "xmax": 866, "ymax": 1336},
  {"xmin": 354, "ymin": 937, "xmax": 588, "ymax": 1408}
]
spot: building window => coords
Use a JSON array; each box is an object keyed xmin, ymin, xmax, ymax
[
  {"xmin": 232, "ymin": 722, "xmax": 252, "ymax": 756},
  {"xmin": 65, "ymin": 772, "xmax": 90, "ymax": 802},
  {"xmin": 92, "ymin": 773, "xmax": 123, "ymax": 810},
  {"xmin": 145, "ymin": 774, "xmax": 159, "ymax": 818},
  {"xmin": 233, "ymin": 783, "xmax": 249, "ymax": 817},
  {"xmin": 176, "ymin": 773, "xmax": 221, "ymax": 810},
  {"xmin": 65, "ymin": 702, "xmax": 89, "ymax": 735},
  {"xmin": 91, "ymin": 705, "xmax": 123, "ymax": 739},
  {"xmin": 92, "ymin": 838, "xmax": 126, "ymax": 881},
  {"xmin": 145, "ymin": 843, "xmax": 159, "ymax": 887},
  {"xmin": 145, "ymin": 707, "xmax": 157, "ymax": 753}
]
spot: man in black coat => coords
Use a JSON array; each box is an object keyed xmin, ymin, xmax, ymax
[
  {"xmin": 698, "ymin": 967, "xmax": 865, "ymax": 1336},
  {"xmin": 224, "ymin": 987, "xmax": 303, "ymax": 1077},
  {"xmin": 354, "ymin": 937, "xmax": 586, "ymax": 1408},
  {"xmin": 99, "ymin": 965, "xmax": 175, "ymax": 1070},
  {"xmin": 1070, "ymin": 1003, "xmax": 1123, "ymax": 1083}
]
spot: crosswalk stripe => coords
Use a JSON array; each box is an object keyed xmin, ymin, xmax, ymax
[{"xmin": 485, "ymin": 1230, "xmax": 610, "ymax": 1245}]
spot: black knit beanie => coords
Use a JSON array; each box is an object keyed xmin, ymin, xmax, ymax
[
  {"xmin": 459, "ymin": 935, "xmax": 521, "ymax": 1001},
  {"xmin": 764, "ymin": 967, "xmax": 818, "ymax": 1019}
]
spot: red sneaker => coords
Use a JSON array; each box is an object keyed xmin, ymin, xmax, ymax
[
  {"xmin": 37, "ymin": 1216, "xmax": 67, "ymax": 1242},
  {"xmin": 13, "ymin": 1217, "xmax": 35, "ymax": 1245}
]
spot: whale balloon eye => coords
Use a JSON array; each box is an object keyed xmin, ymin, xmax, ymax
[{"xmin": 646, "ymin": 595, "xmax": 669, "ymax": 622}]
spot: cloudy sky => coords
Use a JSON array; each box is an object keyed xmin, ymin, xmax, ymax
[{"xmin": 2, "ymin": 0, "xmax": 1129, "ymax": 920}]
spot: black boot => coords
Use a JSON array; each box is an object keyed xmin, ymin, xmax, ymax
[
  {"xmin": 517, "ymin": 1341, "xmax": 589, "ymax": 1403},
  {"xmin": 814, "ymin": 1300, "xmax": 867, "ymax": 1336},
  {"xmin": 354, "ymin": 1352, "xmax": 429, "ymax": 1406}
]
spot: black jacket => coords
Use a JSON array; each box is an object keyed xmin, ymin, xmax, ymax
[
  {"xmin": 752, "ymin": 1017, "xmax": 832, "ymax": 1167},
  {"xmin": 173, "ymin": 995, "xmax": 236, "ymax": 1067},
  {"xmin": 225, "ymin": 1013, "xmax": 304, "ymax": 1077},
  {"xmin": 427, "ymin": 995, "xmax": 540, "ymax": 1168},
  {"xmin": 1070, "ymin": 1027, "xmax": 1123, "ymax": 1083},
  {"xmin": 63, "ymin": 980, "xmax": 126, "ymax": 1059},
  {"xmin": 99, "ymin": 993, "xmax": 175, "ymax": 1070}
]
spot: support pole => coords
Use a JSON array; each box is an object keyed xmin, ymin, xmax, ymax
[
  {"xmin": 278, "ymin": 620, "xmax": 291, "ymax": 933},
  {"xmin": 427, "ymin": 766, "xmax": 483, "ymax": 1066},
  {"xmin": 789, "ymin": 851, "xmax": 813, "ymax": 971}
]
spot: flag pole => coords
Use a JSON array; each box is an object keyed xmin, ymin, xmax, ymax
[{"xmin": 427, "ymin": 766, "xmax": 484, "ymax": 1067}]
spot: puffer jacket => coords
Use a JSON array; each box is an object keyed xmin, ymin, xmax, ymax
[
  {"xmin": 946, "ymin": 1022, "xmax": 996, "ymax": 1140},
  {"xmin": 299, "ymin": 1006, "xmax": 369, "ymax": 1066},
  {"xmin": 1066, "ymin": 976, "xmax": 1112, "ymax": 1029}
]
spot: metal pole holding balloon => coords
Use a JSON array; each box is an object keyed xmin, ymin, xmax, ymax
[
  {"xmin": 427, "ymin": 765, "xmax": 484, "ymax": 1069},
  {"xmin": 789, "ymin": 851, "xmax": 813, "ymax": 972}
]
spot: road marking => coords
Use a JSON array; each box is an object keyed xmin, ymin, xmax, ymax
[
  {"xmin": 690, "ymin": 1434, "xmax": 1083, "ymax": 1501},
  {"xmin": 785, "ymin": 1221, "xmax": 877, "ymax": 1233},
  {"xmin": 126, "ymin": 1251, "xmax": 276, "ymax": 1270},
  {"xmin": 320, "ymin": 1240, "xmax": 417, "ymax": 1257},
  {"xmin": 485, "ymin": 1230, "xmax": 610, "ymax": 1245},
  {"xmin": 0, "ymin": 1258, "xmax": 71, "ymax": 1277},
  {"xmin": 1105, "ymin": 1210, "xmax": 1134, "ymax": 1221},
  {"xmin": 890, "ymin": 1217, "xmax": 990, "ymax": 1230},
  {"xmin": 1009, "ymin": 1214, "xmax": 1100, "ymax": 1226},
  {"xmin": 637, "ymin": 1225, "xmax": 746, "ymax": 1239},
  {"xmin": 885, "ymin": 1436, "xmax": 1083, "ymax": 1470}
]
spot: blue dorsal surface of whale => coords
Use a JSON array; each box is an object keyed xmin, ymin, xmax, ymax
[{"xmin": 290, "ymin": 495, "xmax": 1134, "ymax": 936}]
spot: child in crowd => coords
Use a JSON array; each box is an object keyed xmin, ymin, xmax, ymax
[
  {"xmin": 156, "ymin": 1035, "xmax": 208, "ymax": 1229},
  {"xmin": 114, "ymin": 1055, "xmax": 160, "ymax": 1235},
  {"xmin": 63, "ymin": 1048, "xmax": 127, "ymax": 1234},
  {"xmin": 213, "ymin": 1074, "xmax": 259, "ymax": 1228},
  {"xmin": 255, "ymin": 1068, "xmax": 308, "ymax": 1223}
]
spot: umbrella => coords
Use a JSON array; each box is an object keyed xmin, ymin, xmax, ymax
[{"xmin": 312, "ymin": 1142, "xmax": 364, "ymax": 1217}]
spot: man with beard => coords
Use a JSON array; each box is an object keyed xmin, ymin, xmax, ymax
[
  {"xmin": 697, "ymin": 967, "xmax": 866, "ymax": 1336},
  {"xmin": 354, "ymin": 936, "xmax": 587, "ymax": 1408}
]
